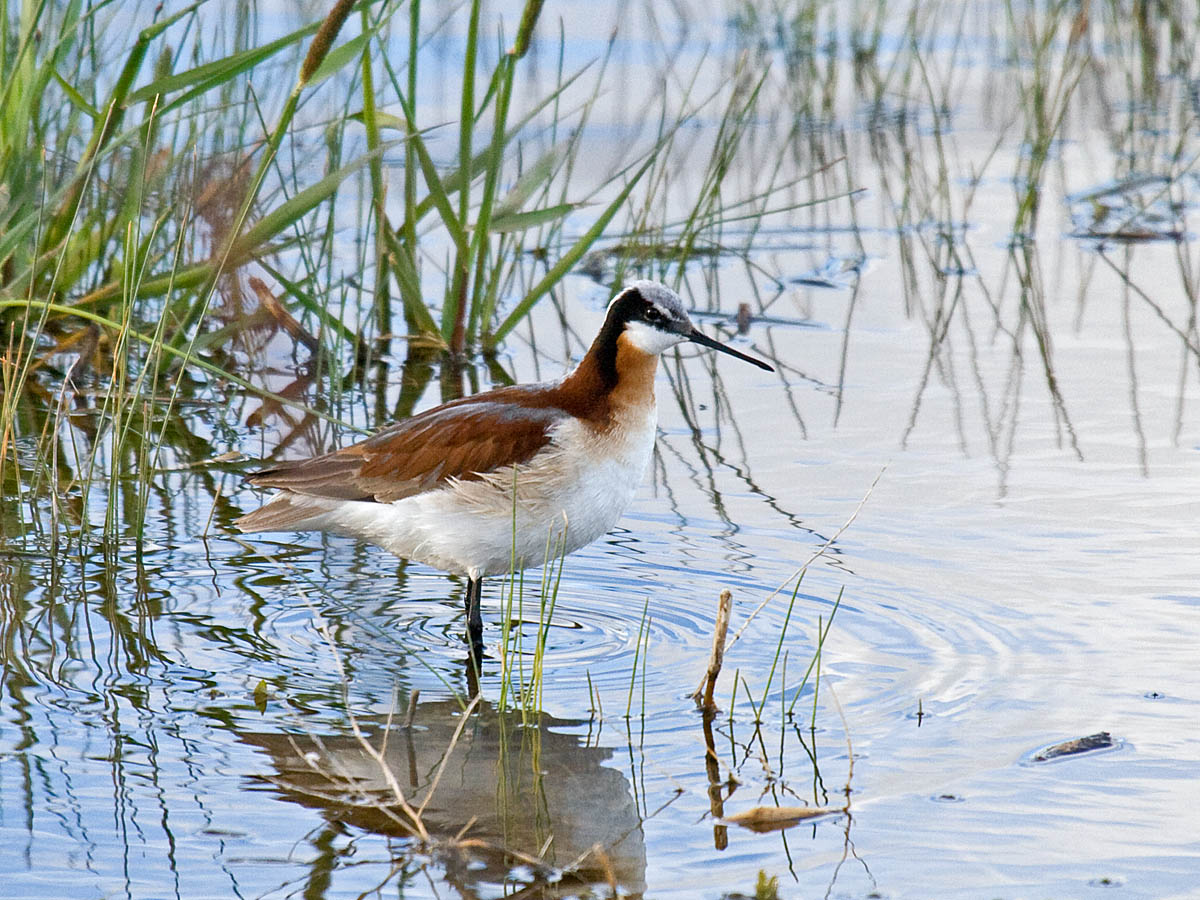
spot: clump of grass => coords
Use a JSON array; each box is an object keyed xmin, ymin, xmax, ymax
[
  {"xmin": 625, "ymin": 598, "xmax": 651, "ymax": 722},
  {"xmin": 0, "ymin": 1, "xmax": 381, "ymax": 545},
  {"xmin": 754, "ymin": 870, "xmax": 781, "ymax": 900},
  {"xmin": 496, "ymin": 488, "xmax": 568, "ymax": 721},
  {"xmin": 691, "ymin": 577, "xmax": 847, "ymax": 861}
]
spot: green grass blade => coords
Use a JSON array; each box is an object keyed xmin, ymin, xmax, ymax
[
  {"xmin": 393, "ymin": 95, "xmax": 469, "ymax": 258},
  {"xmin": 382, "ymin": 224, "xmax": 443, "ymax": 341},
  {"xmin": 445, "ymin": 0, "xmax": 483, "ymax": 347},
  {"xmin": 52, "ymin": 68, "xmax": 100, "ymax": 119},
  {"xmin": 125, "ymin": 20, "xmax": 320, "ymax": 108},
  {"xmin": 490, "ymin": 142, "xmax": 568, "ymax": 220},
  {"xmin": 347, "ymin": 109, "xmax": 407, "ymax": 131},
  {"xmin": 489, "ymin": 202, "xmax": 580, "ymax": 233},
  {"xmin": 306, "ymin": 30, "xmax": 370, "ymax": 87},
  {"xmin": 487, "ymin": 152, "xmax": 658, "ymax": 347},
  {"xmin": 358, "ymin": 1, "xmax": 390, "ymax": 339},
  {"xmin": 387, "ymin": 60, "xmax": 591, "ymax": 232},
  {"xmin": 233, "ymin": 147, "xmax": 392, "ymax": 267}
]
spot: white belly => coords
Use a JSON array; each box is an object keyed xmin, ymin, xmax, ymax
[{"xmin": 311, "ymin": 412, "xmax": 657, "ymax": 578}]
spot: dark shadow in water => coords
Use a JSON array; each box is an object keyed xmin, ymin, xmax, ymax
[{"xmin": 238, "ymin": 696, "xmax": 647, "ymax": 897}]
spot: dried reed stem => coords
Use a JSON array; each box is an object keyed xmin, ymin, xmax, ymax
[
  {"xmin": 693, "ymin": 588, "xmax": 733, "ymax": 709},
  {"xmin": 690, "ymin": 467, "xmax": 885, "ymax": 701}
]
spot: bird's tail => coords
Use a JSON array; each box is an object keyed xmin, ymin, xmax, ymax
[{"xmin": 234, "ymin": 492, "xmax": 339, "ymax": 533}]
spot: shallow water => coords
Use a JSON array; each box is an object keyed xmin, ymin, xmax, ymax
[{"xmin": 4, "ymin": 1, "xmax": 1200, "ymax": 898}]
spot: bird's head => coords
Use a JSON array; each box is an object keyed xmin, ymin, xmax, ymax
[{"xmin": 607, "ymin": 280, "xmax": 773, "ymax": 371}]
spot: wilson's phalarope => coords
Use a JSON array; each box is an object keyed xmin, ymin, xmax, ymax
[{"xmin": 236, "ymin": 281, "xmax": 772, "ymax": 656}]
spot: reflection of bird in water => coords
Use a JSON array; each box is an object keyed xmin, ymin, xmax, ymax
[
  {"xmin": 236, "ymin": 281, "xmax": 772, "ymax": 656},
  {"xmin": 239, "ymin": 698, "xmax": 646, "ymax": 893}
]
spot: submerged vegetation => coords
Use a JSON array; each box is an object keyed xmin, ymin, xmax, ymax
[{"xmin": 2, "ymin": 0, "xmax": 1200, "ymax": 896}]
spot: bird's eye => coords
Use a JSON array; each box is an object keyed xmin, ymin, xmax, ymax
[{"xmin": 644, "ymin": 307, "xmax": 663, "ymax": 323}]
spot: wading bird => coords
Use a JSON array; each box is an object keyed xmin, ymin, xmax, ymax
[{"xmin": 236, "ymin": 281, "xmax": 772, "ymax": 657}]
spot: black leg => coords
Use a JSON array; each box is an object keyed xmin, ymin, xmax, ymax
[
  {"xmin": 463, "ymin": 651, "xmax": 480, "ymax": 699},
  {"xmin": 464, "ymin": 576, "xmax": 484, "ymax": 661}
]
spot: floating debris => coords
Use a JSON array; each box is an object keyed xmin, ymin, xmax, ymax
[
  {"xmin": 721, "ymin": 804, "xmax": 834, "ymax": 833},
  {"xmin": 689, "ymin": 308, "xmax": 820, "ymax": 330},
  {"xmin": 790, "ymin": 254, "xmax": 866, "ymax": 289},
  {"xmin": 735, "ymin": 303, "xmax": 753, "ymax": 334},
  {"xmin": 1031, "ymin": 731, "xmax": 1116, "ymax": 762},
  {"xmin": 1066, "ymin": 174, "xmax": 1191, "ymax": 243},
  {"xmin": 576, "ymin": 241, "xmax": 725, "ymax": 281}
]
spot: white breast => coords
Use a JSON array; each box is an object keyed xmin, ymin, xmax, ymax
[{"xmin": 314, "ymin": 405, "xmax": 658, "ymax": 579}]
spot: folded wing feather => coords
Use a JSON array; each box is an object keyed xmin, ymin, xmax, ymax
[{"xmin": 243, "ymin": 386, "xmax": 566, "ymax": 506}]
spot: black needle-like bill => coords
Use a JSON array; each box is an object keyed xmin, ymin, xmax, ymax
[{"xmin": 686, "ymin": 328, "xmax": 774, "ymax": 372}]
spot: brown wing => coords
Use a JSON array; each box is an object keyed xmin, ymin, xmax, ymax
[{"xmin": 247, "ymin": 386, "xmax": 564, "ymax": 503}]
